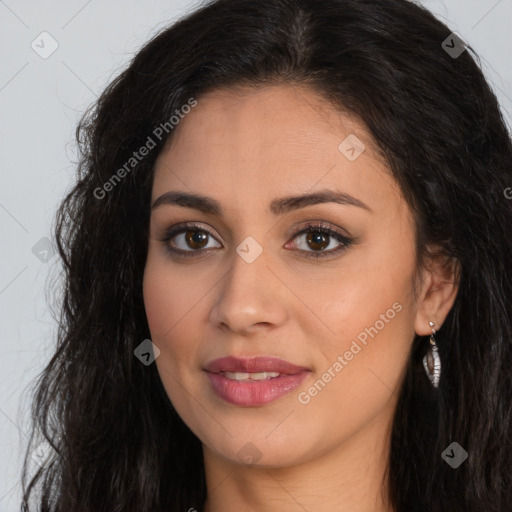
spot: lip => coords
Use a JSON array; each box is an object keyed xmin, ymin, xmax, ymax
[
  {"xmin": 204, "ymin": 356, "xmax": 309, "ymax": 375},
  {"xmin": 204, "ymin": 356, "xmax": 310, "ymax": 406}
]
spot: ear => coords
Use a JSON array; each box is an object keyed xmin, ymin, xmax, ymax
[{"xmin": 414, "ymin": 249, "xmax": 460, "ymax": 335}]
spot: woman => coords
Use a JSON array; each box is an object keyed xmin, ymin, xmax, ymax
[{"xmin": 21, "ymin": 0, "xmax": 512, "ymax": 510}]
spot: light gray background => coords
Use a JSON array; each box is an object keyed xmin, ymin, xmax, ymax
[{"xmin": 0, "ymin": 0, "xmax": 510, "ymax": 509}]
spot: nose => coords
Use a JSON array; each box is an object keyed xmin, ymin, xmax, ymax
[{"xmin": 208, "ymin": 244, "xmax": 289, "ymax": 336}]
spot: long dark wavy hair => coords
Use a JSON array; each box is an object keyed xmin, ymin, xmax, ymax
[{"xmin": 20, "ymin": 0, "xmax": 512, "ymax": 510}]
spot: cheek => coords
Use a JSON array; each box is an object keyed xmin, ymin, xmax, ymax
[
  {"xmin": 320, "ymin": 292, "xmax": 413, "ymax": 386},
  {"xmin": 313, "ymin": 240, "xmax": 417, "ymax": 393},
  {"xmin": 143, "ymin": 254, "xmax": 206, "ymax": 339},
  {"xmin": 142, "ymin": 260, "xmax": 196, "ymax": 360},
  {"xmin": 299, "ymin": 292, "xmax": 415, "ymax": 443},
  {"xmin": 142, "ymin": 255, "xmax": 213, "ymax": 382},
  {"xmin": 143, "ymin": 263, "xmax": 174, "ymax": 338},
  {"xmin": 142, "ymin": 260, "xmax": 196, "ymax": 401},
  {"xmin": 319, "ymin": 248, "xmax": 414, "ymax": 340}
]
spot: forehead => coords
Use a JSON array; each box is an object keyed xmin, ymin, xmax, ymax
[
  {"xmin": 151, "ymin": 84, "xmax": 394, "ymax": 214},
  {"xmin": 157, "ymin": 83, "xmax": 384, "ymax": 163}
]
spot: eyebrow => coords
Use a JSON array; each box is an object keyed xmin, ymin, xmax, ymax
[{"xmin": 151, "ymin": 189, "xmax": 373, "ymax": 216}]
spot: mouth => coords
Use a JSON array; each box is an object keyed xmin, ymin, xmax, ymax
[{"xmin": 204, "ymin": 356, "xmax": 311, "ymax": 406}]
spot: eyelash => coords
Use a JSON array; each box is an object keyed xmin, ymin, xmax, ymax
[{"xmin": 158, "ymin": 222, "xmax": 354, "ymax": 260}]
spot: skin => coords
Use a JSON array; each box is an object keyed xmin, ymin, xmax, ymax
[{"xmin": 143, "ymin": 84, "xmax": 458, "ymax": 512}]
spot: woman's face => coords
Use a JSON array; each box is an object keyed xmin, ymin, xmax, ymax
[{"xmin": 143, "ymin": 84, "xmax": 430, "ymax": 468}]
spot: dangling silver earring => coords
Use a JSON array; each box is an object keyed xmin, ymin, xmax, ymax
[{"xmin": 422, "ymin": 321, "xmax": 441, "ymax": 388}]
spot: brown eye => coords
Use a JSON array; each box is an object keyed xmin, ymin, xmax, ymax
[
  {"xmin": 304, "ymin": 231, "xmax": 330, "ymax": 251},
  {"xmin": 288, "ymin": 224, "xmax": 352, "ymax": 258},
  {"xmin": 160, "ymin": 223, "xmax": 222, "ymax": 255},
  {"xmin": 184, "ymin": 230, "xmax": 209, "ymax": 250}
]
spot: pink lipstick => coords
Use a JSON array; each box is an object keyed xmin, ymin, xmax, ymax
[{"xmin": 204, "ymin": 356, "xmax": 310, "ymax": 406}]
